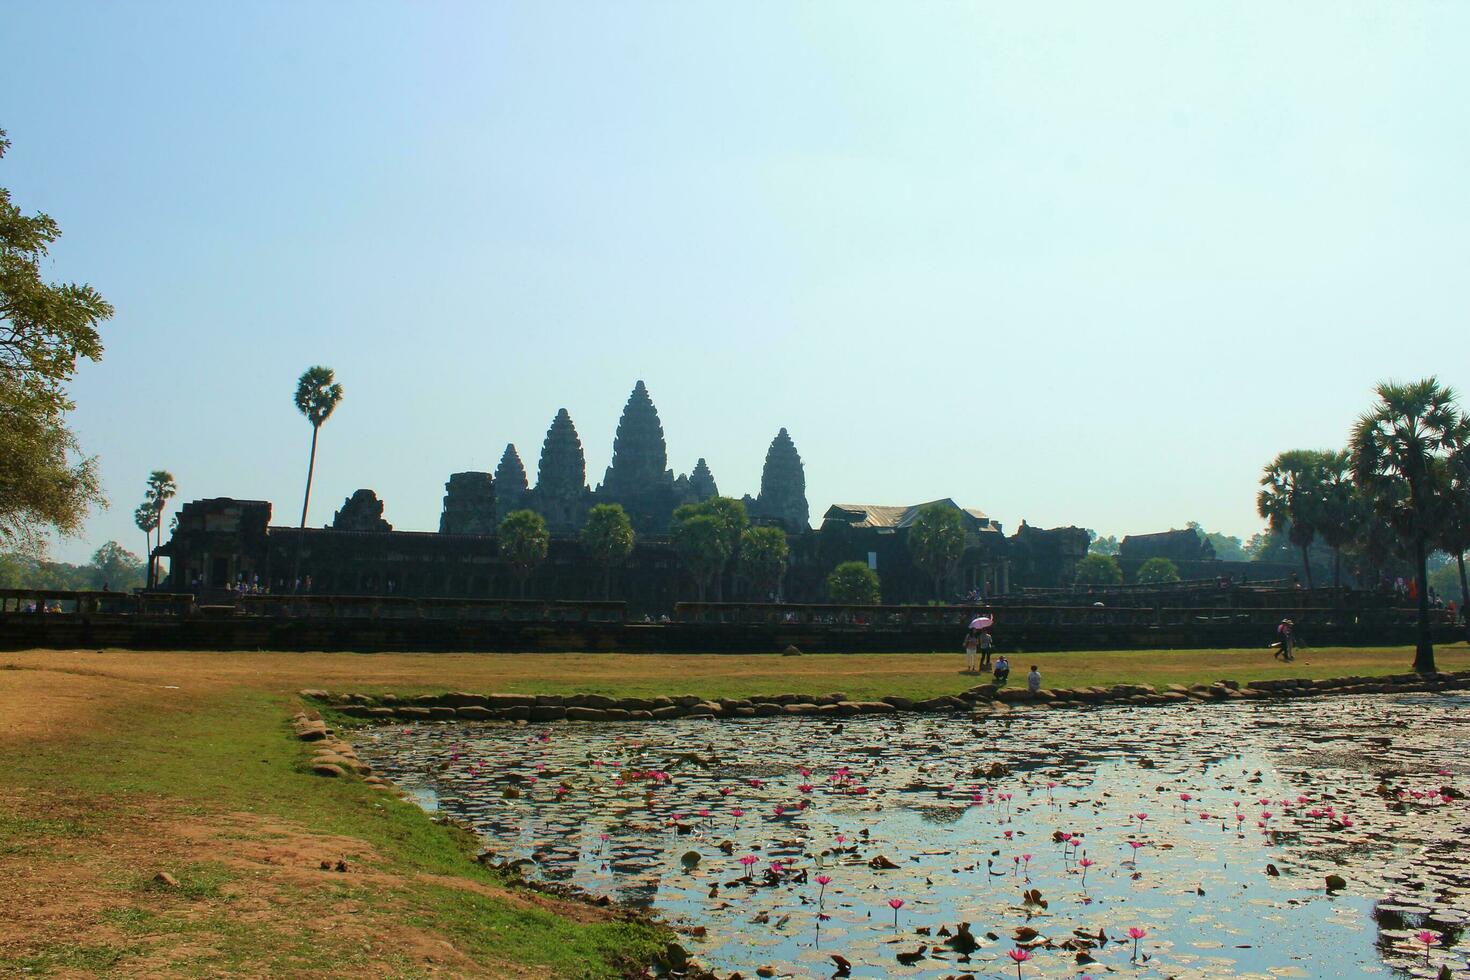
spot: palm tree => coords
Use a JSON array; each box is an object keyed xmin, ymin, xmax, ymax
[
  {"xmin": 1315, "ymin": 451, "xmax": 1363, "ymax": 590},
  {"xmin": 1437, "ymin": 417, "xmax": 1470, "ymax": 642},
  {"xmin": 144, "ymin": 469, "xmax": 176, "ymax": 588},
  {"xmin": 1256, "ymin": 449, "xmax": 1328, "ymax": 588},
  {"xmin": 1351, "ymin": 378, "xmax": 1463, "ymax": 674},
  {"xmin": 291, "ymin": 366, "xmax": 344, "ymax": 585},
  {"xmin": 133, "ymin": 502, "xmax": 157, "ymax": 589}
]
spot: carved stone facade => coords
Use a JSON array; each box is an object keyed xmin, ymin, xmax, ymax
[
  {"xmin": 751, "ymin": 428, "xmax": 809, "ymax": 531},
  {"xmin": 331, "ymin": 489, "xmax": 392, "ymax": 532},
  {"xmin": 494, "ymin": 444, "xmax": 528, "ymax": 516},
  {"xmin": 439, "ymin": 472, "xmax": 496, "ymax": 534},
  {"xmin": 529, "ymin": 408, "xmax": 591, "ymax": 533},
  {"xmin": 595, "ymin": 381, "xmax": 690, "ymax": 532},
  {"xmin": 688, "ymin": 458, "xmax": 718, "ymax": 500}
]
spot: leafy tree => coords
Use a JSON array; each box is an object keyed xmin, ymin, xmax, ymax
[
  {"xmin": 1086, "ymin": 530, "xmax": 1120, "ymax": 556},
  {"xmin": 1351, "ymin": 377, "xmax": 1464, "ymax": 673},
  {"xmin": 671, "ymin": 513, "xmax": 729, "ymax": 602},
  {"xmin": 292, "ymin": 366, "xmax": 344, "ymax": 581},
  {"xmin": 91, "ymin": 540, "xmax": 143, "ymax": 591},
  {"xmin": 1185, "ymin": 521, "xmax": 1247, "ymax": 562},
  {"xmin": 1074, "ymin": 553, "xmax": 1122, "ymax": 587},
  {"xmin": 498, "ymin": 509, "xmax": 549, "ymax": 598},
  {"xmin": 1257, "ymin": 449, "xmax": 1329, "ymax": 588},
  {"xmin": 827, "ymin": 560, "xmax": 881, "ymax": 604},
  {"xmin": 908, "ymin": 503, "xmax": 966, "ymax": 600},
  {"xmin": 672, "ymin": 496, "xmax": 747, "ymax": 600},
  {"xmin": 143, "ymin": 469, "xmax": 176, "ymax": 588},
  {"xmin": 580, "ymin": 503, "xmax": 634, "ymax": 599},
  {"xmin": 738, "ymin": 526, "xmax": 789, "ymax": 600},
  {"xmin": 0, "ymin": 129, "xmax": 113, "ymax": 554},
  {"xmin": 1135, "ymin": 556, "xmax": 1180, "ymax": 585}
]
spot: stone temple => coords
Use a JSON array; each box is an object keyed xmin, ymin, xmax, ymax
[{"xmin": 434, "ymin": 380, "xmax": 807, "ymax": 537}]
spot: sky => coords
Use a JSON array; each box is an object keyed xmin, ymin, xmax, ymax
[{"xmin": 4, "ymin": 1, "xmax": 1468, "ymax": 564}]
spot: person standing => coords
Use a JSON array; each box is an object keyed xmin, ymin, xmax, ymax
[
  {"xmin": 978, "ymin": 629, "xmax": 994, "ymax": 668},
  {"xmin": 963, "ymin": 630, "xmax": 980, "ymax": 674}
]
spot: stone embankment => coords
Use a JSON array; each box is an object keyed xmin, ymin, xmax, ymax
[
  {"xmin": 289, "ymin": 709, "xmax": 395, "ymax": 789},
  {"xmin": 301, "ymin": 669, "xmax": 1470, "ymax": 724}
]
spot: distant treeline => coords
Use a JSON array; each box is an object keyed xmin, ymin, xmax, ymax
[{"xmin": 0, "ymin": 542, "xmax": 145, "ymax": 592}]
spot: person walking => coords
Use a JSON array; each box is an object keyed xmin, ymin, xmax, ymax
[
  {"xmin": 963, "ymin": 630, "xmax": 980, "ymax": 674},
  {"xmin": 1274, "ymin": 618, "xmax": 1295, "ymax": 661}
]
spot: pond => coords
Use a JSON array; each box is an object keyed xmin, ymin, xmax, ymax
[{"xmin": 357, "ymin": 694, "xmax": 1470, "ymax": 978}]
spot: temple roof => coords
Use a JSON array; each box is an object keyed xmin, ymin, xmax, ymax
[{"xmin": 823, "ymin": 499, "xmax": 996, "ymax": 531}]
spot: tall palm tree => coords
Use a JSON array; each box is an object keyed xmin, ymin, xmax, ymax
[
  {"xmin": 1351, "ymin": 377, "xmax": 1463, "ymax": 674},
  {"xmin": 133, "ymin": 502, "xmax": 157, "ymax": 589},
  {"xmin": 1314, "ymin": 451, "xmax": 1363, "ymax": 590},
  {"xmin": 1438, "ymin": 416, "xmax": 1470, "ymax": 642},
  {"xmin": 1256, "ymin": 449, "xmax": 1328, "ymax": 589},
  {"xmin": 144, "ymin": 469, "xmax": 176, "ymax": 588},
  {"xmin": 292, "ymin": 366, "xmax": 344, "ymax": 586}
]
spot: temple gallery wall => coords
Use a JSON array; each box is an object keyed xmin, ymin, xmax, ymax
[{"xmin": 161, "ymin": 381, "xmax": 1252, "ymax": 611}]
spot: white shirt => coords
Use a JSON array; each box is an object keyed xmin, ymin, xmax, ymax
[{"xmin": 1027, "ymin": 670, "xmax": 1042, "ymax": 693}]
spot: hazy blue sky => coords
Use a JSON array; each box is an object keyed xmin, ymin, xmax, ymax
[{"xmin": 5, "ymin": 1, "xmax": 1467, "ymax": 563}]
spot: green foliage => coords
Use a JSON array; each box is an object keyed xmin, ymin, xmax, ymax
[
  {"xmin": 671, "ymin": 497, "xmax": 748, "ymax": 600},
  {"xmin": 1185, "ymin": 521, "xmax": 1247, "ymax": 562},
  {"xmin": 671, "ymin": 514, "xmax": 729, "ymax": 601},
  {"xmin": 141, "ymin": 470, "xmax": 176, "ymax": 587},
  {"xmin": 1350, "ymin": 377, "xmax": 1465, "ymax": 671},
  {"xmin": 293, "ymin": 366, "xmax": 344, "ymax": 428},
  {"xmin": 738, "ymin": 525, "xmax": 789, "ymax": 599},
  {"xmin": 580, "ymin": 504, "xmax": 634, "ymax": 598},
  {"xmin": 1086, "ymin": 531, "xmax": 1120, "ymax": 556},
  {"xmin": 498, "ymin": 509, "xmax": 549, "ymax": 595},
  {"xmin": 1134, "ymin": 556, "xmax": 1180, "ymax": 585},
  {"xmin": 1074, "ymin": 553, "xmax": 1122, "ymax": 587},
  {"xmin": 826, "ymin": 560, "xmax": 881, "ymax": 604},
  {"xmin": 0, "ymin": 541, "xmax": 142, "ymax": 590},
  {"xmin": 0, "ymin": 129, "xmax": 113, "ymax": 553},
  {"xmin": 1257, "ymin": 448, "xmax": 1334, "ymax": 587},
  {"xmin": 907, "ymin": 503, "xmax": 966, "ymax": 598},
  {"xmin": 91, "ymin": 541, "xmax": 144, "ymax": 590}
]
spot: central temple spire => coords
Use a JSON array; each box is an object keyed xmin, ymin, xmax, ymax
[{"xmin": 601, "ymin": 380, "xmax": 670, "ymax": 496}]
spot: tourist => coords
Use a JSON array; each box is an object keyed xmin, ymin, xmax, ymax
[
  {"xmin": 1027, "ymin": 665, "xmax": 1042, "ymax": 694},
  {"xmin": 1274, "ymin": 618, "xmax": 1295, "ymax": 661},
  {"xmin": 992, "ymin": 655, "xmax": 1010, "ymax": 685},
  {"xmin": 978, "ymin": 629, "xmax": 994, "ymax": 667},
  {"xmin": 963, "ymin": 630, "xmax": 979, "ymax": 674}
]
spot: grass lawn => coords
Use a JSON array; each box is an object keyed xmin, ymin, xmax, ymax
[{"xmin": 1, "ymin": 641, "xmax": 1466, "ymax": 976}]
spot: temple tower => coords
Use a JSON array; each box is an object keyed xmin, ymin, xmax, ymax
[
  {"xmin": 494, "ymin": 444, "xmax": 528, "ymax": 516},
  {"xmin": 532, "ymin": 409, "xmax": 590, "ymax": 532},
  {"xmin": 439, "ymin": 471, "xmax": 496, "ymax": 534},
  {"xmin": 688, "ymin": 458, "xmax": 718, "ymax": 500},
  {"xmin": 596, "ymin": 380, "xmax": 684, "ymax": 532},
  {"xmin": 331, "ymin": 489, "xmax": 392, "ymax": 532},
  {"xmin": 753, "ymin": 428, "xmax": 809, "ymax": 531}
]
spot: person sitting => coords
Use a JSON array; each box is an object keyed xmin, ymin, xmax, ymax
[
  {"xmin": 1027, "ymin": 665, "xmax": 1042, "ymax": 694},
  {"xmin": 992, "ymin": 655, "xmax": 1011, "ymax": 685}
]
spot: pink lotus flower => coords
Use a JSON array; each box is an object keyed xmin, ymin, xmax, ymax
[
  {"xmin": 888, "ymin": 897, "xmax": 904, "ymax": 928},
  {"xmin": 816, "ymin": 874, "xmax": 832, "ymax": 902},
  {"xmin": 739, "ymin": 854, "xmax": 758, "ymax": 879},
  {"xmin": 1416, "ymin": 929, "xmax": 1440, "ymax": 965},
  {"xmin": 1128, "ymin": 926, "xmax": 1147, "ymax": 960},
  {"xmin": 1008, "ymin": 947, "xmax": 1031, "ymax": 979},
  {"xmin": 835, "ymin": 834, "xmax": 846, "ymax": 845},
  {"xmin": 730, "ymin": 808, "xmax": 744, "ymax": 818},
  {"xmin": 1078, "ymin": 856, "xmax": 1095, "ymax": 886}
]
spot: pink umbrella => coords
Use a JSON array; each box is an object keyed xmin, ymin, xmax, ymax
[{"xmin": 969, "ymin": 616, "xmax": 994, "ymax": 630}]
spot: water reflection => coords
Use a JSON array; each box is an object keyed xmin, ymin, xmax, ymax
[{"xmin": 359, "ymin": 693, "xmax": 1469, "ymax": 978}]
